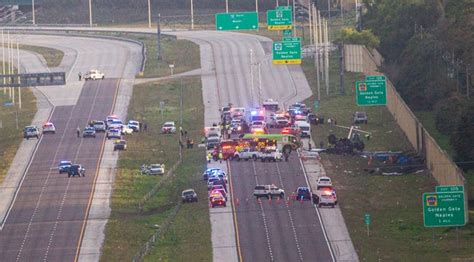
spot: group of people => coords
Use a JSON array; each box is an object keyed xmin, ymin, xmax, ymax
[
  {"xmin": 178, "ymin": 127, "xmax": 194, "ymax": 149},
  {"xmin": 206, "ymin": 149, "xmax": 223, "ymax": 163}
]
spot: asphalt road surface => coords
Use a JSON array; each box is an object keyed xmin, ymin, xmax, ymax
[
  {"xmin": 174, "ymin": 31, "xmax": 333, "ymax": 262},
  {"xmin": 0, "ymin": 79, "xmax": 118, "ymax": 261}
]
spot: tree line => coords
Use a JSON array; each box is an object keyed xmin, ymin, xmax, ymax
[{"xmin": 360, "ymin": 0, "xmax": 473, "ymax": 170}]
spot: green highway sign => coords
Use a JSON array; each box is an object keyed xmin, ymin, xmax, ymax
[
  {"xmin": 364, "ymin": 214, "xmax": 371, "ymax": 225},
  {"xmin": 272, "ymin": 41, "xmax": 301, "ymax": 65},
  {"xmin": 267, "ymin": 9, "xmax": 293, "ymax": 30},
  {"xmin": 283, "ymin": 29, "xmax": 293, "ymax": 36},
  {"xmin": 314, "ymin": 100, "xmax": 320, "ymax": 112},
  {"xmin": 423, "ymin": 192, "xmax": 466, "ymax": 227},
  {"xmin": 215, "ymin": 12, "xmax": 258, "ymax": 31},
  {"xmin": 283, "ymin": 37, "xmax": 301, "ymax": 42},
  {"xmin": 365, "ymin": 75, "xmax": 386, "ymax": 81},
  {"xmin": 355, "ymin": 79, "xmax": 387, "ymax": 106},
  {"xmin": 436, "ymin": 185, "xmax": 464, "ymax": 193}
]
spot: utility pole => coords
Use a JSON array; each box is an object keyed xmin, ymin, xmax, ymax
[
  {"xmin": 190, "ymin": 0, "xmax": 194, "ymax": 30},
  {"xmin": 147, "ymin": 0, "xmax": 152, "ymax": 28},
  {"xmin": 309, "ymin": 2, "xmax": 313, "ymax": 46},
  {"xmin": 250, "ymin": 49, "xmax": 255, "ymax": 105},
  {"xmin": 32, "ymin": 0, "xmax": 35, "ymax": 25},
  {"xmin": 292, "ymin": 0, "xmax": 296, "ymax": 37},
  {"xmin": 7, "ymin": 31, "xmax": 11, "ymax": 99},
  {"xmin": 2, "ymin": 29, "xmax": 5, "ymax": 95},
  {"xmin": 157, "ymin": 14, "xmax": 161, "ymax": 60},
  {"xmin": 324, "ymin": 19, "xmax": 330, "ymax": 95},
  {"xmin": 339, "ymin": 43, "xmax": 345, "ymax": 95},
  {"xmin": 226, "ymin": 0, "xmax": 229, "ymax": 13},
  {"xmin": 89, "ymin": 0, "xmax": 93, "ymax": 27}
]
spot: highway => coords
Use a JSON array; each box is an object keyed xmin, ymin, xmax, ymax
[
  {"xmin": 0, "ymin": 79, "xmax": 118, "ymax": 261},
  {"xmin": 175, "ymin": 31, "xmax": 333, "ymax": 261},
  {"xmin": 0, "ymin": 34, "xmax": 140, "ymax": 261}
]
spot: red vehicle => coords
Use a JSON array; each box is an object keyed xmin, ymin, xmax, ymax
[
  {"xmin": 281, "ymin": 126, "xmax": 301, "ymax": 136},
  {"xmin": 210, "ymin": 195, "xmax": 227, "ymax": 208},
  {"xmin": 220, "ymin": 140, "xmax": 237, "ymax": 160}
]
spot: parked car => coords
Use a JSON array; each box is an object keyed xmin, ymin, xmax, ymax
[
  {"xmin": 353, "ymin": 112, "xmax": 368, "ymax": 124},
  {"xmin": 121, "ymin": 126, "xmax": 134, "ymax": 135},
  {"xmin": 253, "ymin": 184, "xmax": 285, "ymax": 199},
  {"xmin": 148, "ymin": 164, "xmax": 165, "ymax": 175},
  {"xmin": 233, "ymin": 147, "xmax": 258, "ymax": 161},
  {"xmin": 68, "ymin": 164, "xmax": 85, "ymax": 177},
  {"xmin": 82, "ymin": 127, "xmax": 96, "ymax": 138},
  {"xmin": 162, "ymin": 121, "xmax": 176, "ymax": 134},
  {"xmin": 127, "ymin": 120, "xmax": 140, "ymax": 132},
  {"xmin": 42, "ymin": 122, "xmax": 56, "ymax": 134},
  {"xmin": 181, "ymin": 189, "xmax": 198, "ymax": 203},
  {"xmin": 107, "ymin": 128, "xmax": 121, "ymax": 139},
  {"xmin": 58, "ymin": 160, "xmax": 72, "ymax": 174},
  {"xmin": 296, "ymin": 186, "xmax": 311, "ymax": 201},
  {"xmin": 23, "ymin": 125, "xmax": 40, "ymax": 139},
  {"xmin": 84, "ymin": 69, "xmax": 105, "ymax": 80},
  {"xmin": 113, "ymin": 139, "xmax": 127, "ymax": 151},
  {"xmin": 202, "ymin": 168, "xmax": 222, "ymax": 180},
  {"xmin": 210, "ymin": 195, "xmax": 227, "ymax": 208},
  {"xmin": 91, "ymin": 120, "xmax": 106, "ymax": 132}
]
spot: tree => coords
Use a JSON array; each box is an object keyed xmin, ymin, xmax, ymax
[
  {"xmin": 451, "ymin": 101, "xmax": 474, "ymax": 171},
  {"xmin": 334, "ymin": 28, "xmax": 380, "ymax": 49}
]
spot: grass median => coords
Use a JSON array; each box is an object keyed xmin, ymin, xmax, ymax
[
  {"xmin": 302, "ymin": 53, "xmax": 474, "ymax": 260},
  {"xmin": 0, "ymin": 62, "xmax": 37, "ymax": 184},
  {"xmin": 100, "ymin": 76, "xmax": 211, "ymax": 261}
]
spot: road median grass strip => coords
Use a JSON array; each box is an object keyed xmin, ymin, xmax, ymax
[
  {"xmin": 101, "ymin": 77, "xmax": 211, "ymax": 261},
  {"xmin": 301, "ymin": 53, "xmax": 473, "ymax": 260}
]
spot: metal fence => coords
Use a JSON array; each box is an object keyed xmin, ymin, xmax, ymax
[{"xmin": 131, "ymin": 201, "xmax": 182, "ymax": 262}]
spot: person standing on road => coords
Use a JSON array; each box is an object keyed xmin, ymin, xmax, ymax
[
  {"xmin": 78, "ymin": 72, "xmax": 82, "ymax": 81},
  {"xmin": 76, "ymin": 127, "xmax": 80, "ymax": 138},
  {"xmin": 218, "ymin": 151, "xmax": 223, "ymax": 163}
]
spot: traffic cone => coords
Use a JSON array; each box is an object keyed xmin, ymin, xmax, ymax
[
  {"xmin": 257, "ymin": 198, "xmax": 262, "ymax": 205},
  {"xmin": 277, "ymin": 197, "xmax": 281, "ymax": 204},
  {"xmin": 235, "ymin": 198, "xmax": 240, "ymax": 206},
  {"xmin": 287, "ymin": 196, "xmax": 291, "ymax": 205},
  {"xmin": 268, "ymin": 197, "xmax": 272, "ymax": 204},
  {"xmin": 246, "ymin": 198, "xmax": 249, "ymax": 205},
  {"xmin": 300, "ymin": 196, "xmax": 304, "ymax": 204}
]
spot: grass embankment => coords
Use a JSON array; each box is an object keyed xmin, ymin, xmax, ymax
[
  {"xmin": 74, "ymin": 31, "xmax": 200, "ymax": 78},
  {"xmin": 0, "ymin": 85, "xmax": 36, "ymax": 184},
  {"xmin": 302, "ymin": 52, "xmax": 474, "ymax": 260},
  {"xmin": 1, "ymin": 43, "xmax": 64, "ymax": 68},
  {"xmin": 100, "ymin": 77, "xmax": 211, "ymax": 261}
]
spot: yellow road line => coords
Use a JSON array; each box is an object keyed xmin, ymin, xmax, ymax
[{"xmin": 74, "ymin": 79, "xmax": 121, "ymax": 262}]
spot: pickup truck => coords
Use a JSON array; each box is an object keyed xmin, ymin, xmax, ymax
[
  {"xmin": 233, "ymin": 147, "xmax": 258, "ymax": 161},
  {"xmin": 258, "ymin": 149, "xmax": 283, "ymax": 162}
]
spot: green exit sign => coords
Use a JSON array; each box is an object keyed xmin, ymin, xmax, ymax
[
  {"xmin": 355, "ymin": 79, "xmax": 387, "ymax": 106},
  {"xmin": 423, "ymin": 192, "xmax": 466, "ymax": 227},
  {"xmin": 436, "ymin": 185, "xmax": 464, "ymax": 193},
  {"xmin": 267, "ymin": 9, "xmax": 293, "ymax": 30},
  {"xmin": 215, "ymin": 12, "xmax": 259, "ymax": 31},
  {"xmin": 272, "ymin": 41, "xmax": 301, "ymax": 65}
]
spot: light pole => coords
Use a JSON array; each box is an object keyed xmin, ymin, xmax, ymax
[
  {"xmin": 32, "ymin": 0, "xmax": 35, "ymax": 25},
  {"xmin": 226, "ymin": 0, "xmax": 229, "ymax": 13},
  {"xmin": 190, "ymin": 0, "xmax": 194, "ymax": 30},
  {"xmin": 147, "ymin": 0, "xmax": 151, "ymax": 28},
  {"xmin": 17, "ymin": 40, "xmax": 21, "ymax": 109},
  {"xmin": 250, "ymin": 49, "xmax": 255, "ymax": 105},
  {"xmin": 89, "ymin": 0, "xmax": 93, "ymax": 27},
  {"xmin": 2, "ymin": 29, "xmax": 5, "ymax": 95},
  {"xmin": 292, "ymin": 0, "xmax": 296, "ymax": 36}
]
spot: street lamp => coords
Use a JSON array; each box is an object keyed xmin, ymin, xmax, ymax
[
  {"xmin": 147, "ymin": 0, "xmax": 151, "ymax": 28},
  {"xmin": 89, "ymin": 0, "xmax": 93, "ymax": 26}
]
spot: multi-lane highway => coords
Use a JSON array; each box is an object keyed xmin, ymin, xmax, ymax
[
  {"xmin": 0, "ymin": 34, "xmax": 140, "ymax": 261},
  {"xmin": 0, "ymin": 79, "xmax": 118, "ymax": 261},
  {"xmin": 176, "ymin": 31, "xmax": 334, "ymax": 261}
]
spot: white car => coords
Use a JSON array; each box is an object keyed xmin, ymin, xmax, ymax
[
  {"xmin": 108, "ymin": 119, "xmax": 124, "ymax": 130},
  {"xmin": 316, "ymin": 176, "xmax": 333, "ymax": 188},
  {"xmin": 121, "ymin": 126, "xmax": 134, "ymax": 135},
  {"xmin": 42, "ymin": 122, "xmax": 56, "ymax": 134},
  {"xmin": 233, "ymin": 147, "xmax": 258, "ymax": 161},
  {"xmin": 148, "ymin": 164, "xmax": 165, "ymax": 175},
  {"xmin": 127, "ymin": 120, "xmax": 140, "ymax": 132},
  {"xmin": 84, "ymin": 69, "xmax": 105, "ymax": 80},
  {"xmin": 107, "ymin": 128, "xmax": 121, "ymax": 139},
  {"xmin": 162, "ymin": 121, "xmax": 176, "ymax": 134}
]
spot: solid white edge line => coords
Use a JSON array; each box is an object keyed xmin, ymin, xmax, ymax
[
  {"xmin": 0, "ymin": 106, "xmax": 56, "ymax": 230},
  {"xmin": 297, "ymin": 147, "xmax": 336, "ymax": 262}
]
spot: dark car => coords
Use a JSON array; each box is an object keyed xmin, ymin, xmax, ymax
[
  {"xmin": 82, "ymin": 127, "xmax": 96, "ymax": 138},
  {"xmin": 68, "ymin": 164, "xmax": 85, "ymax": 177},
  {"xmin": 181, "ymin": 189, "xmax": 198, "ymax": 203},
  {"xmin": 113, "ymin": 139, "xmax": 127, "ymax": 151},
  {"xmin": 307, "ymin": 113, "xmax": 324, "ymax": 125},
  {"xmin": 58, "ymin": 160, "xmax": 72, "ymax": 174},
  {"xmin": 353, "ymin": 112, "xmax": 368, "ymax": 124},
  {"xmin": 296, "ymin": 187, "xmax": 311, "ymax": 201}
]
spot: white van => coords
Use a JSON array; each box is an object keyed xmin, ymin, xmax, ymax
[{"xmin": 295, "ymin": 121, "xmax": 311, "ymax": 138}]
